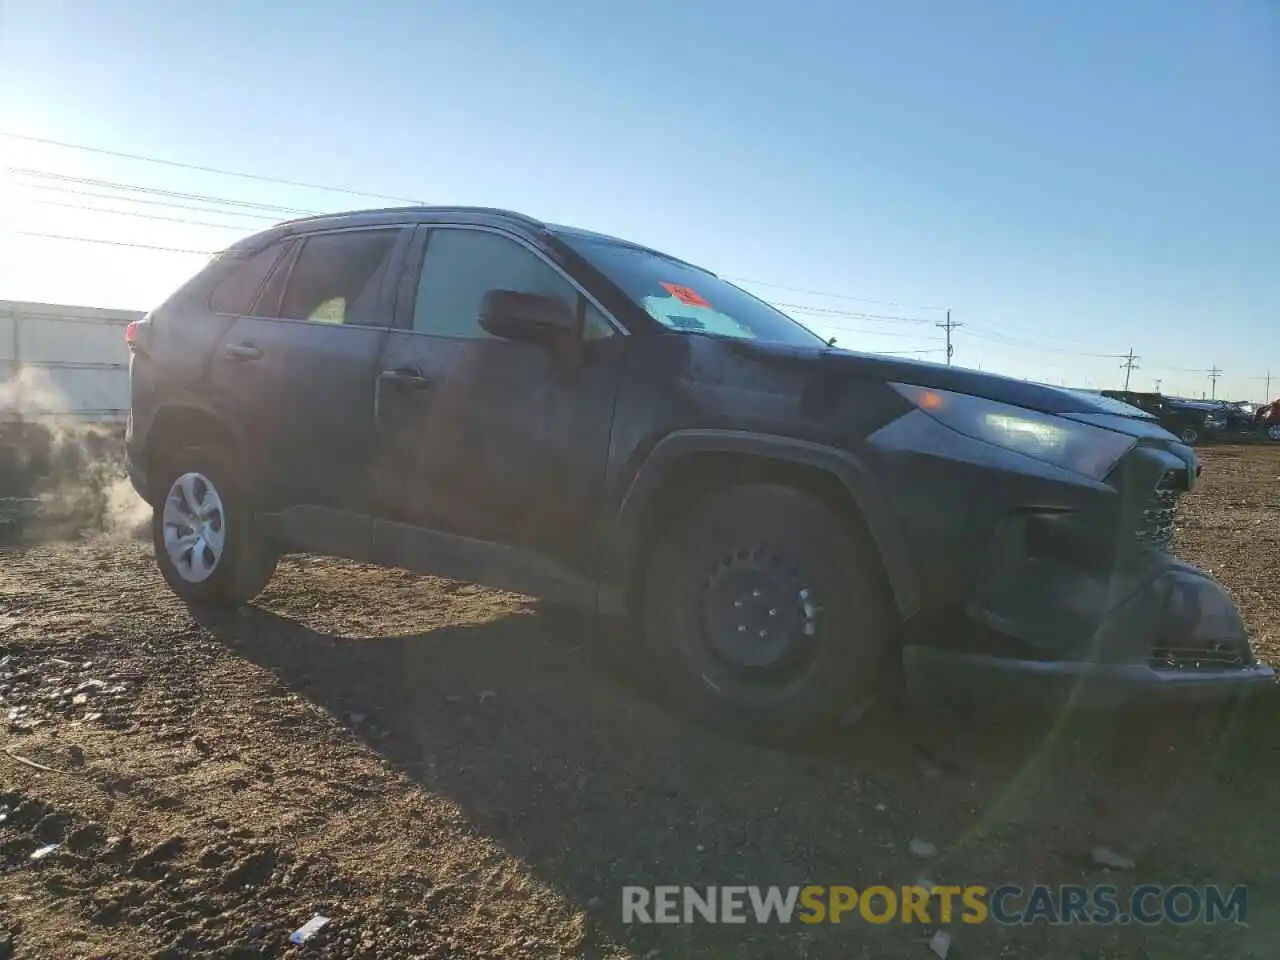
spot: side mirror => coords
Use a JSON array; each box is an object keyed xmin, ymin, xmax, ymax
[{"xmin": 478, "ymin": 290, "xmax": 575, "ymax": 345}]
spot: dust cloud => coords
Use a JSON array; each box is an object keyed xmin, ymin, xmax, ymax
[{"xmin": 1, "ymin": 367, "xmax": 149, "ymax": 543}]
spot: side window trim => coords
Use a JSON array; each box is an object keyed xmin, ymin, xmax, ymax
[
  {"xmin": 251, "ymin": 238, "xmax": 300, "ymax": 318},
  {"xmin": 207, "ymin": 239, "xmax": 292, "ymax": 317},
  {"xmin": 392, "ymin": 226, "xmax": 430, "ymax": 331},
  {"xmin": 254, "ymin": 225, "xmax": 411, "ymax": 328},
  {"xmin": 399, "ymin": 223, "xmax": 627, "ymax": 338}
]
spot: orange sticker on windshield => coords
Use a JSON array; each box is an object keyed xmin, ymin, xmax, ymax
[{"xmin": 660, "ymin": 282, "xmax": 712, "ymax": 309}]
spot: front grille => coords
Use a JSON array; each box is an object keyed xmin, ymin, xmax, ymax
[
  {"xmin": 1150, "ymin": 643, "xmax": 1249, "ymax": 670},
  {"xmin": 1134, "ymin": 471, "xmax": 1181, "ymax": 549}
]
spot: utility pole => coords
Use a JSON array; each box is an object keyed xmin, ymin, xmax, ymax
[
  {"xmin": 1265, "ymin": 370, "xmax": 1272, "ymax": 400},
  {"xmin": 936, "ymin": 310, "xmax": 961, "ymax": 365},
  {"xmin": 1208, "ymin": 364, "xmax": 1222, "ymax": 400},
  {"xmin": 1120, "ymin": 348, "xmax": 1140, "ymax": 391}
]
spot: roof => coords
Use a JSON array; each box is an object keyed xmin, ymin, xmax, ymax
[
  {"xmin": 228, "ymin": 206, "xmax": 708, "ymax": 272},
  {"xmin": 276, "ymin": 205, "xmax": 546, "ymax": 231}
]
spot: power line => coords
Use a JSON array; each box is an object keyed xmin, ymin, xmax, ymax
[
  {"xmin": 731, "ymin": 276, "xmax": 945, "ymax": 312},
  {"xmin": 872, "ymin": 348, "xmax": 947, "ymax": 356},
  {"xmin": 772, "ymin": 302, "xmax": 934, "ymax": 323},
  {"xmin": 799, "ymin": 321, "xmax": 946, "ymax": 340},
  {"xmin": 1, "ymin": 131, "xmax": 426, "ymax": 205},
  {"xmin": 14, "ymin": 182, "xmax": 282, "ymax": 220},
  {"xmin": 964, "ymin": 325, "xmax": 1127, "ymax": 359},
  {"xmin": 16, "ymin": 231, "xmax": 218, "ymax": 255},
  {"xmin": 30, "ymin": 199, "xmax": 262, "ymax": 231},
  {"xmin": 6, "ymin": 167, "xmax": 322, "ymax": 216}
]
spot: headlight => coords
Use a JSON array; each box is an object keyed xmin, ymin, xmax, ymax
[{"xmin": 892, "ymin": 383, "xmax": 1138, "ymax": 480}]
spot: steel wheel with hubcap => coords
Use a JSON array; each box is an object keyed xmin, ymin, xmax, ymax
[
  {"xmin": 1180, "ymin": 426, "xmax": 1200, "ymax": 445},
  {"xmin": 162, "ymin": 472, "xmax": 226, "ymax": 583},
  {"xmin": 1268, "ymin": 424, "xmax": 1280, "ymax": 442},
  {"xmin": 643, "ymin": 483, "xmax": 893, "ymax": 743},
  {"xmin": 151, "ymin": 446, "xmax": 278, "ymax": 606}
]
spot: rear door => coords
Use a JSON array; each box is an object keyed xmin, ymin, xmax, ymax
[{"xmin": 210, "ymin": 226, "xmax": 410, "ymax": 516}]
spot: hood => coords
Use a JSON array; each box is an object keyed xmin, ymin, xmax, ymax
[{"xmin": 722, "ymin": 339, "xmax": 1157, "ymax": 418}]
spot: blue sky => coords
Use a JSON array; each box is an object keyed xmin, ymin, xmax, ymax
[{"xmin": 2, "ymin": 0, "xmax": 1276, "ymax": 399}]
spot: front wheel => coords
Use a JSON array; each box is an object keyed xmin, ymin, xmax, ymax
[
  {"xmin": 151, "ymin": 446, "xmax": 278, "ymax": 607},
  {"xmin": 642, "ymin": 484, "xmax": 894, "ymax": 743},
  {"xmin": 1267, "ymin": 424, "xmax": 1280, "ymax": 442},
  {"xmin": 1179, "ymin": 426, "xmax": 1200, "ymax": 445}
]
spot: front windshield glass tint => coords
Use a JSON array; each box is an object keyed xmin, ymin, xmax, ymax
[{"xmin": 558, "ymin": 234, "xmax": 824, "ymax": 347}]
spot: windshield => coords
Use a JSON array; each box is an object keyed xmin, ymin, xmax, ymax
[{"xmin": 557, "ymin": 233, "xmax": 825, "ymax": 347}]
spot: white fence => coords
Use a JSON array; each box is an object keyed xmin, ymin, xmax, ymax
[{"xmin": 0, "ymin": 300, "xmax": 142, "ymax": 423}]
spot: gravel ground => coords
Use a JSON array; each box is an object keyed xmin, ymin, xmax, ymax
[{"xmin": 1, "ymin": 442, "xmax": 1277, "ymax": 959}]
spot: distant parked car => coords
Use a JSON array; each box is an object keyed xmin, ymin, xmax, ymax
[
  {"xmin": 1255, "ymin": 399, "xmax": 1280, "ymax": 441},
  {"xmin": 1206, "ymin": 400, "xmax": 1259, "ymax": 436},
  {"xmin": 1099, "ymin": 391, "xmax": 1226, "ymax": 445}
]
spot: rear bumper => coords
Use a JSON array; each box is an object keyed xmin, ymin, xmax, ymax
[
  {"xmin": 125, "ymin": 448, "xmax": 150, "ymax": 504},
  {"xmin": 904, "ymin": 646, "xmax": 1276, "ymax": 708}
]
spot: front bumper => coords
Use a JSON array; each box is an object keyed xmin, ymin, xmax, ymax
[
  {"xmin": 868, "ymin": 410, "xmax": 1274, "ymax": 706},
  {"xmin": 904, "ymin": 648, "xmax": 1276, "ymax": 708},
  {"xmin": 904, "ymin": 552, "xmax": 1276, "ymax": 706}
]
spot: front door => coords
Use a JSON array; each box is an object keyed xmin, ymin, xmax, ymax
[
  {"xmin": 210, "ymin": 226, "xmax": 409, "ymax": 517},
  {"xmin": 371, "ymin": 225, "xmax": 625, "ymax": 576}
]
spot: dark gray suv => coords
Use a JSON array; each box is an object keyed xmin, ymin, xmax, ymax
[{"xmin": 125, "ymin": 206, "xmax": 1274, "ymax": 741}]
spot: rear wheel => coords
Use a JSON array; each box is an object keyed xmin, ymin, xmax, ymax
[
  {"xmin": 1179, "ymin": 426, "xmax": 1200, "ymax": 445},
  {"xmin": 642, "ymin": 484, "xmax": 894, "ymax": 743},
  {"xmin": 1267, "ymin": 424, "xmax": 1280, "ymax": 442},
  {"xmin": 151, "ymin": 446, "xmax": 277, "ymax": 607}
]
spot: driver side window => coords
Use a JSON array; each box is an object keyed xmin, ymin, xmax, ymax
[{"xmin": 412, "ymin": 229, "xmax": 612, "ymax": 340}]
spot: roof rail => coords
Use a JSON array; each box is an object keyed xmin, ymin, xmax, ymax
[{"xmin": 275, "ymin": 205, "xmax": 546, "ymax": 229}]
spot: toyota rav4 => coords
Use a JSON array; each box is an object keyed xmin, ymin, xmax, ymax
[{"xmin": 124, "ymin": 207, "xmax": 1274, "ymax": 740}]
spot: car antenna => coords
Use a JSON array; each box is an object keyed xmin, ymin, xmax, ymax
[{"xmin": 826, "ymin": 336, "xmax": 837, "ymax": 347}]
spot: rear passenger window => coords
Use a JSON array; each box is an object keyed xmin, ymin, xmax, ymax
[
  {"xmin": 209, "ymin": 242, "xmax": 288, "ymax": 315},
  {"xmin": 272, "ymin": 230, "xmax": 399, "ymax": 326}
]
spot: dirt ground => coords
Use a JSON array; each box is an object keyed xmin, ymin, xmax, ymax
[{"xmin": 1, "ymin": 440, "xmax": 1277, "ymax": 959}]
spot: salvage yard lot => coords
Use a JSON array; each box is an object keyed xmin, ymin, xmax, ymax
[{"xmin": 1, "ymin": 444, "xmax": 1278, "ymax": 959}]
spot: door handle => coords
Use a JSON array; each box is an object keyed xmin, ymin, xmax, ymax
[
  {"xmin": 223, "ymin": 342, "xmax": 263, "ymax": 361},
  {"xmin": 375, "ymin": 367, "xmax": 430, "ymax": 427},
  {"xmin": 377, "ymin": 367, "xmax": 430, "ymax": 389}
]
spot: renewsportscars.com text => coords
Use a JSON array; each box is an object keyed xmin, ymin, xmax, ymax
[{"xmin": 621, "ymin": 884, "xmax": 1248, "ymax": 926}]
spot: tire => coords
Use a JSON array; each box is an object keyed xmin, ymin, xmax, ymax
[
  {"xmin": 151, "ymin": 446, "xmax": 278, "ymax": 607},
  {"xmin": 642, "ymin": 484, "xmax": 894, "ymax": 743},
  {"xmin": 1179, "ymin": 426, "xmax": 1200, "ymax": 445},
  {"xmin": 1268, "ymin": 424, "xmax": 1280, "ymax": 442}
]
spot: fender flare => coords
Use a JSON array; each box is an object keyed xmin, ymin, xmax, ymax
[
  {"xmin": 136, "ymin": 398, "xmax": 243, "ymax": 490},
  {"xmin": 601, "ymin": 429, "xmax": 921, "ymax": 618}
]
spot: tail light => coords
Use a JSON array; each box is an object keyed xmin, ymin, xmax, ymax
[{"xmin": 125, "ymin": 318, "xmax": 150, "ymax": 355}]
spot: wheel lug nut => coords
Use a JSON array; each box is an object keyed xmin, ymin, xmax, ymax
[
  {"xmin": 758, "ymin": 630, "xmax": 767, "ymax": 638},
  {"xmin": 752, "ymin": 589, "xmax": 762, "ymax": 598},
  {"xmin": 738, "ymin": 625, "xmax": 747, "ymax": 633},
  {"xmin": 769, "ymin": 608, "xmax": 777, "ymax": 617},
  {"xmin": 733, "ymin": 599, "xmax": 743, "ymax": 608}
]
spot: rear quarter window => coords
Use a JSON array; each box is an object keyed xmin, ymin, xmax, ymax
[{"xmin": 209, "ymin": 242, "xmax": 290, "ymax": 316}]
